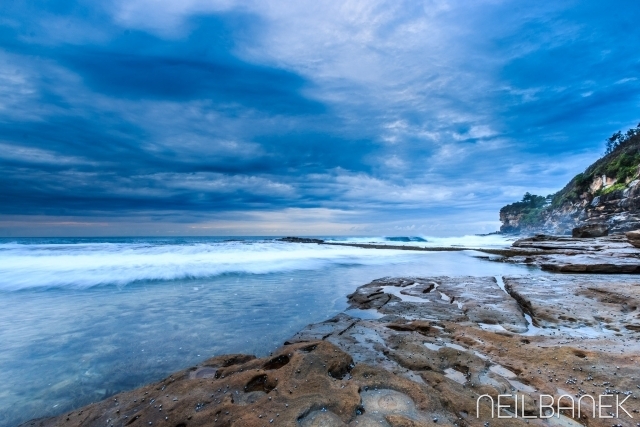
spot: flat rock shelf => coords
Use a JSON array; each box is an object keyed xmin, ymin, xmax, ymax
[
  {"xmin": 283, "ymin": 234, "xmax": 640, "ymax": 273},
  {"xmin": 481, "ymin": 234, "xmax": 640, "ymax": 273},
  {"xmin": 24, "ymin": 271, "xmax": 640, "ymax": 427}
]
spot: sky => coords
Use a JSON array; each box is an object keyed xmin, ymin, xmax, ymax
[{"xmin": 1, "ymin": 0, "xmax": 639, "ymax": 237}]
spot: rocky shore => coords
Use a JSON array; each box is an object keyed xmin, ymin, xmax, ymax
[
  {"xmin": 481, "ymin": 234, "xmax": 640, "ymax": 273},
  {"xmin": 285, "ymin": 234, "xmax": 640, "ymax": 273},
  {"xmin": 23, "ymin": 238, "xmax": 640, "ymax": 427}
]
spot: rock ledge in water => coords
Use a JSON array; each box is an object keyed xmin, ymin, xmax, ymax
[
  {"xmin": 485, "ymin": 233, "xmax": 640, "ymax": 273},
  {"xmin": 277, "ymin": 237, "xmax": 325, "ymax": 244}
]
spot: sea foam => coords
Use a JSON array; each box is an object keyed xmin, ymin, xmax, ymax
[
  {"xmin": 0, "ymin": 235, "xmax": 512, "ymax": 291},
  {"xmin": 328, "ymin": 234, "xmax": 514, "ymax": 248},
  {"xmin": 0, "ymin": 240, "xmax": 415, "ymax": 290}
]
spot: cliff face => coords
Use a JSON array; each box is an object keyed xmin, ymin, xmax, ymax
[
  {"xmin": 500, "ymin": 124, "xmax": 640, "ymax": 235},
  {"xmin": 500, "ymin": 185, "xmax": 640, "ymax": 235},
  {"xmin": 499, "ymin": 193, "xmax": 549, "ymax": 233}
]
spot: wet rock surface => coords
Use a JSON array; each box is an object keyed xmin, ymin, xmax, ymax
[
  {"xmin": 484, "ymin": 234, "xmax": 640, "ymax": 273},
  {"xmin": 25, "ymin": 274, "xmax": 640, "ymax": 427},
  {"xmin": 277, "ymin": 237, "xmax": 325, "ymax": 244},
  {"xmin": 25, "ymin": 341, "xmax": 362, "ymax": 427},
  {"xmin": 293, "ymin": 275, "xmax": 640, "ymax": 426}
]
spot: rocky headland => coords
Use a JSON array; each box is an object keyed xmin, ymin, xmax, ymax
[{"xmin": 500, "ymin": 124, "xmax": 640, "ymax": 236}]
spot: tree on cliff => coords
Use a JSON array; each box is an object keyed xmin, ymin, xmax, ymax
[
  {"xmin": 606, "ymin": 123, "xmax": 640, "ymax": 154},
  {"xmin": 521, "ymin": 192, "xmax": 547, "ymax": 208}
]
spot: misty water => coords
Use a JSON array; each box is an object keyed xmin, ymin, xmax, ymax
[{"xmin": 0, "ymin": 236, "xmax": 546, "ymax": 426}]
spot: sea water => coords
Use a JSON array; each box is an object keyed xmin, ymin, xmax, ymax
[{"xmin": 0, "ymin": 236, "xmax": 543, "ymax": 426}]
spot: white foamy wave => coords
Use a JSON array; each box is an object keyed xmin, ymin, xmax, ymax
[
  {"xmin": 414, "ymin": 234, "xmax": 516, "ymax": 248},
  {"xmin": 328, "ymin": 234, "xmax": 514, "ymax": 248},
  {"xmin": 0, "ymin": 241, "xmax": 418, "ymax": 291}
]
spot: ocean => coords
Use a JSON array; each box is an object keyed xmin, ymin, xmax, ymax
[{"xmin": 0, "ymin": 236, "xmax": 545, "ymax": 427}]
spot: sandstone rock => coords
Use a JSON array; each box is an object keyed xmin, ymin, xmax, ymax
[
  {"xmin": 25, "ymin": 341, "xmax": 362, "ymax": 427},
  {"xmin": 491, "ymin": 234, "xmax": 640, "ymax": 273},
  {"xmin": 625, "ymin": 229, "xmax": 640, "ymax": 248},
  {"xmin": 25, "ymin": 272, "xmax": 640, "ymax": 427},
  {"xmin": 571, "ymin": 222, "xmax": 608, "ymax": 237},
  {"xmin": 295, "ymin": 275, "xmax": 640, "ymax": 426}
]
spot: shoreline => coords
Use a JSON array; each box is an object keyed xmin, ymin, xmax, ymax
[
  {"xmin": 322, "ymin": 242, "xmax": 470, "ymax": 252},
  {"xmin": 22, "ymin": 236, "xmax": 640, "ymax": 427},
  {"xmin": 302, "ymin": 234, "xmax": 640, "ymax": 274}
]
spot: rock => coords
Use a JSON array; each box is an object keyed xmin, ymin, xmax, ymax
[
  {"xmin": 485, "ymin": 233, "xmax": 640, "ymax": 273},
  {"xmin": 571, "ymin": 223, "xmax": 608, "ymax": 237},
  {"xmin": 295, "ymin": 275, "xmax": 640, "ymax": 426},
  {"xmin": 625, "ymin": 229, "xmax": 640, "ymax": 248},
  {"xmin": 25, "ymin": 274, "xmax": 640, "ymax": 427},
  {"xmin": 278, "ymin": 237, "xmax": 325, "ymax": 244},
  {"xmin": 25, "ymin": 341, "xmax": 362, "ymax": 427},
  {"xmin": 344, "ymin": 276, "xmax": 529, "ymax": 333}
]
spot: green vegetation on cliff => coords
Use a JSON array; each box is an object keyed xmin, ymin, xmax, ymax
[
  {"xmin": 551, "ymin": 123, "xmax": 640, "ymax": 207},
  {"xmin": 500, "ymin": 193, "xmax": 549, "ymax": 228}
]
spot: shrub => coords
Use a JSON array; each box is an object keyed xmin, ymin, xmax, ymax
[{"xmin": 599, "ymin": 182, "xmax": 626, "ymax": 196}]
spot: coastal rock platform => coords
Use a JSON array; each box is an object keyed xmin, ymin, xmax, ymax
[
  {"xmin": 24, "ymin": 274, "xmax": 640, "ymax": 427},
  {"xmin": 482, "ymin": 234, "xmax": 640, "ymax": 273}
]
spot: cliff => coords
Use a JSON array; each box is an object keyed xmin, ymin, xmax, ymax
[{"xmin": 500, "ymin": 123, "xmax": 640, "ymax": 235}]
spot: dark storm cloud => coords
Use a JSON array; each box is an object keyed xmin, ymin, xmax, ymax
[
  {"xmin": 58, "ymin": 24, "xmax": 324, "ymax": 114},
  {"xmin": 1, "ymin": 0, "xmax": 640, "ymax": 235}
]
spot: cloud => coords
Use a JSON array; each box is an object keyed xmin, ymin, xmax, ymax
[
  {"xmin": 1, "ymin": 1, "xmax": 640, "ymax": 236},
  {"xmin": 0, "ymin": 142, "xmax": 94, "ymax": 165}
]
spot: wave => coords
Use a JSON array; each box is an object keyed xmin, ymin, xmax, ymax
[
  {"xmin": 327, "ymin": 234, "xmax": 514, "ymax": 248},
  {"xmin": 0, "ymin": 240, "xmax": 419, "ymax": 291}
]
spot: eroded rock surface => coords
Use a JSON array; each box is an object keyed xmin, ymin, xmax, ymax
[
  {"xmin": 25, "ymin": 341, "xmax": 362, "ymax": 427},
  {"xmin": 289, "ymin": 275, "xmax": 640, "ymax": 426},
  {"xmin": 25, "ymin": 274, "xmax": 640, "ymax": 427}
]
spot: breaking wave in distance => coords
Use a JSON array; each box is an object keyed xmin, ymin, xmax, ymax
[
  {"xmin": 0, "ymin": 235, "xmax": 512, "ymax": 291},
  {"xmin": 328, "ymin": 234, "xmax": 515, "ymax": 248},
  {"xmin": 0, "ymin": 239, "xmax": 419, "ymax": 291}
]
